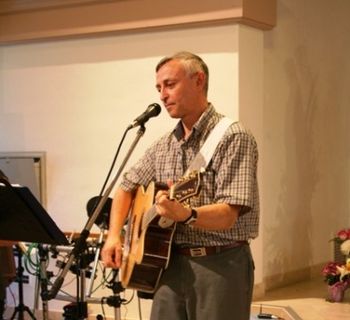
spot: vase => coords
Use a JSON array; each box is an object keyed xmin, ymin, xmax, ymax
[
  {"xmin": 327, "ymin": 282, "xmax": 348, "ymax": 302},
  {"xmin": 334, "ymin": 241, "xmax": 346, "ymax": 263}
]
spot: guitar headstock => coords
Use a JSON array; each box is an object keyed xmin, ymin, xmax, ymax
[{"xmin": 169, "ymin": 170, "xmax": 203, "ymax": 203}]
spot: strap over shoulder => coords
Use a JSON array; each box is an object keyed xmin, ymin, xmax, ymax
[{"xmin": 185, "ymin": 117, "xmax": 233, "ymax": 175}]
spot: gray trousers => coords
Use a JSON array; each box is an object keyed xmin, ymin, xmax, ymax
[{"xmin": 150, "ymin": 244, "xmax": 254, "ymax": 320}]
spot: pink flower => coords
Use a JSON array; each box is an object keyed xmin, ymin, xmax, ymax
[
  {"xmin": 337, "ymin": 229, "xmax": 350, "ymax": 241},
  {"xmin": 322, "ymin": 262, "xmax": 341, "ymax": 276}
]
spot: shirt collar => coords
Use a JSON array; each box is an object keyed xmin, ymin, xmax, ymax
[{"xmin": 172, "ymin": 103, "xmax": 216, "ymax": 141}]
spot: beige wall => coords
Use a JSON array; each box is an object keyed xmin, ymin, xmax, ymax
[{"xmin": 262, "ymin": 0, "xmax": 350, "ymax": 287}]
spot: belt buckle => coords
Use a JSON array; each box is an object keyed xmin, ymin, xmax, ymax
[{"xmin": 189, "ymin": 247, "xmax": 207, "ymax": 257}]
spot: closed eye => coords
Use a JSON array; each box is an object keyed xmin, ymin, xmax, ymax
[{"xmin": 156, "ymin": 81, "xmax": 177, "ymax": 93}]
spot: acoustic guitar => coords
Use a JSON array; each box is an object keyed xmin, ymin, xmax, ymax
[{"xmin": 120, "ymin": 171, "xmax": 202, "ymax": 293}]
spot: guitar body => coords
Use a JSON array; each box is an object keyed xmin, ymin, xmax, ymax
[
  {"xmin": 120, "ymin": 182, "xmax": 176, "ymax": 292},
  {"xmin": 120, "ymin": 171, "xmax": 202, "ymax": 293}
]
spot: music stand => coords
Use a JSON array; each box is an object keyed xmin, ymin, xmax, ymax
[{"xmin": 0, "ymin": 178, "xmax": 68, "ymax": 320}]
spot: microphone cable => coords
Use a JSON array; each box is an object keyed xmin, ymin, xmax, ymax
[
  {"xmin": 87, "ymin": 126, "xmax": 130, "ymax": 219},
  {"xmin": 97, "ymin": 126, "xmax": 129, "ymax": 201}
]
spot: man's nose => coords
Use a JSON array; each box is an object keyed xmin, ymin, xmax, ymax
[{"xmin": 159, "ymin": 88, "xmax": 168, "ymax": 102}]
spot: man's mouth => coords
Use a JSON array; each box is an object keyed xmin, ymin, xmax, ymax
[{"xmin": 165, "ymin": 103, "xmax": 175, "ymax": 109}]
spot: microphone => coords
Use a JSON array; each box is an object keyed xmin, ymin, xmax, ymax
[{"xmin": 128, "ymin": 103, "xmax": 161, "ymax": 129}]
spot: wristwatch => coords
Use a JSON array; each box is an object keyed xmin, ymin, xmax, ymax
[{"xmin": 183, "ymin": 208, "xmax": 198, "ymax": 225}]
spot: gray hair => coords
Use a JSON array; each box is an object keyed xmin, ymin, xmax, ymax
[{"xmin": 156, "ymin": 51, "xmax": 209, "ymax": 95}]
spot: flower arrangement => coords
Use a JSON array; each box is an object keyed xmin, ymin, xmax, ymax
[
  {"xmin": 322, "ymin": 260, "xmax": 350, "ymax": 285},
  {"xmin": 322, "ymin": 258, "xmax": 350, "ymax": 302},
  {"xmin": 322, "ymin": 228, "xmax": 350, "ymax": 302}
]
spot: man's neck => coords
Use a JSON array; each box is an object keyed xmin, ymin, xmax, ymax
[{"xmin": 182, "ymin": 102, "xmax": 209, "ymax": 139}]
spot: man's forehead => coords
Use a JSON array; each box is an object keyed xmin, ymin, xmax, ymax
[{"xmin": 156, "ymin": 60, "xmax": 185, "ymax": 80}]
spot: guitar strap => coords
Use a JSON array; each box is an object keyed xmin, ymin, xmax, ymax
[
  {"xmin": 158, "ymin": 116, "xmax": 233, "ymax": 228},
  {"xmin": 184, "ymin": 116, "xmax": 234, "ymax": 175}
]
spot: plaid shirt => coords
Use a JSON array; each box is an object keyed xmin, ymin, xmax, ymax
[{"xmin": 120, "ymin": 104, "xmax": 259, "ymax": 246}]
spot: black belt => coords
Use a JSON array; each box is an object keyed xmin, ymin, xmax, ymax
[{"xmin": 173, "ymin": 241, "xmax": 249, "ymax": 257}]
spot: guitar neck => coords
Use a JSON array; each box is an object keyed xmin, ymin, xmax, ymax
[{"xmin": 139, "ymin": 171, "xmax": 202, "ymax": 232}]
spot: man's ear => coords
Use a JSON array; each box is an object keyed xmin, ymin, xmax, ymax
[{"xmin": 195, "ymin": 71, "xmax": 206, "ymax": 90}]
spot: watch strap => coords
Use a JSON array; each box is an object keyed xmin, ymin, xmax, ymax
[{"xmin": 183, "ymin": 208, "xmax": 198, "ymax": 225}]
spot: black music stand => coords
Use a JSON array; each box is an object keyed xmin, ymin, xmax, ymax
[{"xmin": 0, "ymin": 178, "xmax": 68, "ymax": 320}]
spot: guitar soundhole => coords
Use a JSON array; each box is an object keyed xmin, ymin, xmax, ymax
[{"xmin": 144, "ymin": 224, "xmax": 173, "ymax": 260}]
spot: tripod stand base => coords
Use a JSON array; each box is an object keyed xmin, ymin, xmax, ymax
[
  {"xmin": 10, "ymin": 304, "xmax": 36, "ymax": 320},
  {"xmin": 10, "ymin": 247, "xmax": 37, "ymax": 320}
]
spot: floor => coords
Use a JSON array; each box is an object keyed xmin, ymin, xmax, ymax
[
  {"xmin": 4, "ymin": 276, "xmax": 350, "ymax": 319},
  {"xmin": 252, "ymin": 276, "xmax": 350, "ymax": 320}
]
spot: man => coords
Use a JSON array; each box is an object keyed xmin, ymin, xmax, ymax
[{"xmin": 102, "ymin": 52, "xmax": 259, "ymax": 320}]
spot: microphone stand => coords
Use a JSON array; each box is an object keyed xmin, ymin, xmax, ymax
[
  {"xmin": 41, "ymin": 125, "xmax": 146, "ymax": 305},
  {"xmin": 86, "ymin": 226, "xmax": 106, "ymax": 298},
  {"xmin": 37, "ymin": 244, "xmax": 50, "ymax": 320}
]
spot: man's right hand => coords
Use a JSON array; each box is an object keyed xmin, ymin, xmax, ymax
[{"xmin": 101, "ymin": 236, "xmax": 123, "ymax": 269}]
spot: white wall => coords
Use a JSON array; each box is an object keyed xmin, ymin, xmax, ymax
[
  {"xmin": 1, "ymin": 24, "xmax": 264, "ymax": 319},
  {"xmin": 0, "ymin": 25, "xmax": 241, "ymax": 232}
]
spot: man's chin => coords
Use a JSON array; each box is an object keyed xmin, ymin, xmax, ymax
[
  {"xmin": 166, "ymin": 109, "xmax": 181, "ymax": 119},
  {"xmin": 168, "ymin": 114, "xmax": 181, "ymax": 120}
]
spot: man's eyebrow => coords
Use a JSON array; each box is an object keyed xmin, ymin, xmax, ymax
[
  {"xmin": 163, "ymin": 79, "xmax": 176, "ymax": 84},
  {"xmin": 156, "ymin": 79, "xmax": 174, "ymax": 88}
]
